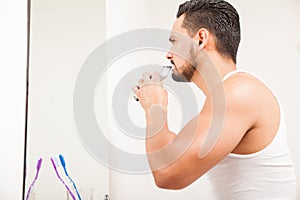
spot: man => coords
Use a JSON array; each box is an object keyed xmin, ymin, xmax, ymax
[{"xmin": 133, "ymin": 0, "xmax": 297, "ymax": 199}]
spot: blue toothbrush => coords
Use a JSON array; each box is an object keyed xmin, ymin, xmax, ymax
[{"xmin": 59, "ymin": 154, "xmax": 82, "ymax": 200}]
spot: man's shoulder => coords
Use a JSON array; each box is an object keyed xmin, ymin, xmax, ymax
[
  {"xmin": 220, "ymin": 72, "xmax": 280, "ymax": 128},
  {"xmin": 223, "ymin": 72, "xmax": 273, "ymax": 104}
]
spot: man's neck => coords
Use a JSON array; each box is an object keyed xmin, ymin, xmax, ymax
[{"xmin": 191, "ymin": 53, "xmax": 237, "ymax": 96}]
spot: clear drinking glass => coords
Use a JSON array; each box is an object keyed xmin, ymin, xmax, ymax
[
  {"xmin": 28, "ymin": 192, "xmax": 36, "ymax": 200},
  {"xmin": 66, "ymin": 188, "xmax": 93, "ymax": 200}
]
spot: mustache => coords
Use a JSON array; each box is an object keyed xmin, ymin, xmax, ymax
[{"xmin": 171, "ymin": 60, "xmax": 175, "ymax": 65}]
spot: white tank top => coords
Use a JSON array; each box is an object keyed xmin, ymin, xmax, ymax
[{"xmin": 207, "ymin": 69, "xmax": 298, "ymax": 200}]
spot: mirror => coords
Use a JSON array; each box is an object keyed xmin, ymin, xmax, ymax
[{"xmin": 25, "ymin": 0, "xmax": 108, "ymax": 199}]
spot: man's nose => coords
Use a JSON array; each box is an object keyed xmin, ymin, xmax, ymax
[{"xmin": 166, "ymin": 51, "xmax": 173, "ymax": 60}]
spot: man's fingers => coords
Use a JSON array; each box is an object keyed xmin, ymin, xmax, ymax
[
  {"xmin": 134, "ymin": 71, "xmax": 162, "ymax": 103},
  {"xmin": 142, "ymin": 72, "xmax": 151, "ymax": 82},
  {"xmin": 151, "ymin": 71, "xmax": 161, "ymax": 82},
  {"xmin": 132, "ymin": 85, "xmax": 140, "ymax": 93},
  {"xmin": 132, "ymin": 85, "xmax": 140, "ymax": 101},
  {"xmin": 138, "ymin": 79, "xmax": 144, "ymax": 85}
]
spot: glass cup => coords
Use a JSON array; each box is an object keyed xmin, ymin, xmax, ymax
[
  {"xmin": 28, "ymin": 192, "xmax": 36, "ymax": 200},
  {"xmin": 67, "ymin": 188, "xmax": 93, "ymax": 200}
]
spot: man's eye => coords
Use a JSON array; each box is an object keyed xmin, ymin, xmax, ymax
[{"xmin": 169, "ymin": 37, "xmax": 177, "ymax": 44}]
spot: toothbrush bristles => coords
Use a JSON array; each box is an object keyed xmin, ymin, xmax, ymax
[{"xmin": 53, "ymin": 157, "xmax": 61, "ymax": 167}]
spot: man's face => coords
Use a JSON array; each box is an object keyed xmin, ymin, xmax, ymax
[{"xmin": 167, "ymin": 15, "xmax": 197, "ymax": 82}]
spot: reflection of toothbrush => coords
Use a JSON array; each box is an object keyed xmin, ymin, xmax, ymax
[
  {"xmin": 51, "ymin": 157, "xmax": 76, "ymax": 200},
  {"xmin": 59, "ymin": 154, "xmax": 82, "ymax": 200},
  {"xmin": 134, "ymin": 65, "xmax": 172, "ymax": 101},
  {"xmin": 25, "ymin": 158, "xmax": 42, "ymax": 200}
]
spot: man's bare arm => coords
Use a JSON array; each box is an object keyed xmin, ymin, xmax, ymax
[{"xmin": 144, "ymin": 81, "xmax": 256, "ymax": 189}]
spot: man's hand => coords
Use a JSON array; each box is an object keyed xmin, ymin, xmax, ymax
[{"xmin": 132, "ymin": 71, "xmax": 168, "ymax": 114}]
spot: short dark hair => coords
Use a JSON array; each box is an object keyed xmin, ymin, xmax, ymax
[{"xmin": 177, "ymin": 0, "xmax": 241, "ymax": 63}]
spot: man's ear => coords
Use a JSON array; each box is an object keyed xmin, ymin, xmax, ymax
[{"xmin": 197, "ymin": 28, "xmax": 209, "ymax": 49}]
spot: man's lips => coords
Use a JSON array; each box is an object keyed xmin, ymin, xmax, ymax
[
  {"xmin": 173, "ymin": 65, "xmax": 177, "ymax": 71},
  {"xmin": 170, "ymin": 62, "xmax": 176, "ymax": 70}
]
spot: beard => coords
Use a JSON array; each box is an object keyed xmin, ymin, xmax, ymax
[
  {"xmin": 171, "ymin": 62, "xmax": 196, "ymax": 82},
  {"xmin": 171, "ymin": 44, "xmax": 198, "ymax": 82}
]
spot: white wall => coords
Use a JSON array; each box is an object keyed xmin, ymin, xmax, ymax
[
  {"xmin": 106, "ymin": 0, "xmax": 300, "ymax": 199},
  {"xmin": 0, "ymin": 0, "xmax": 27, "ymax": 199}
]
